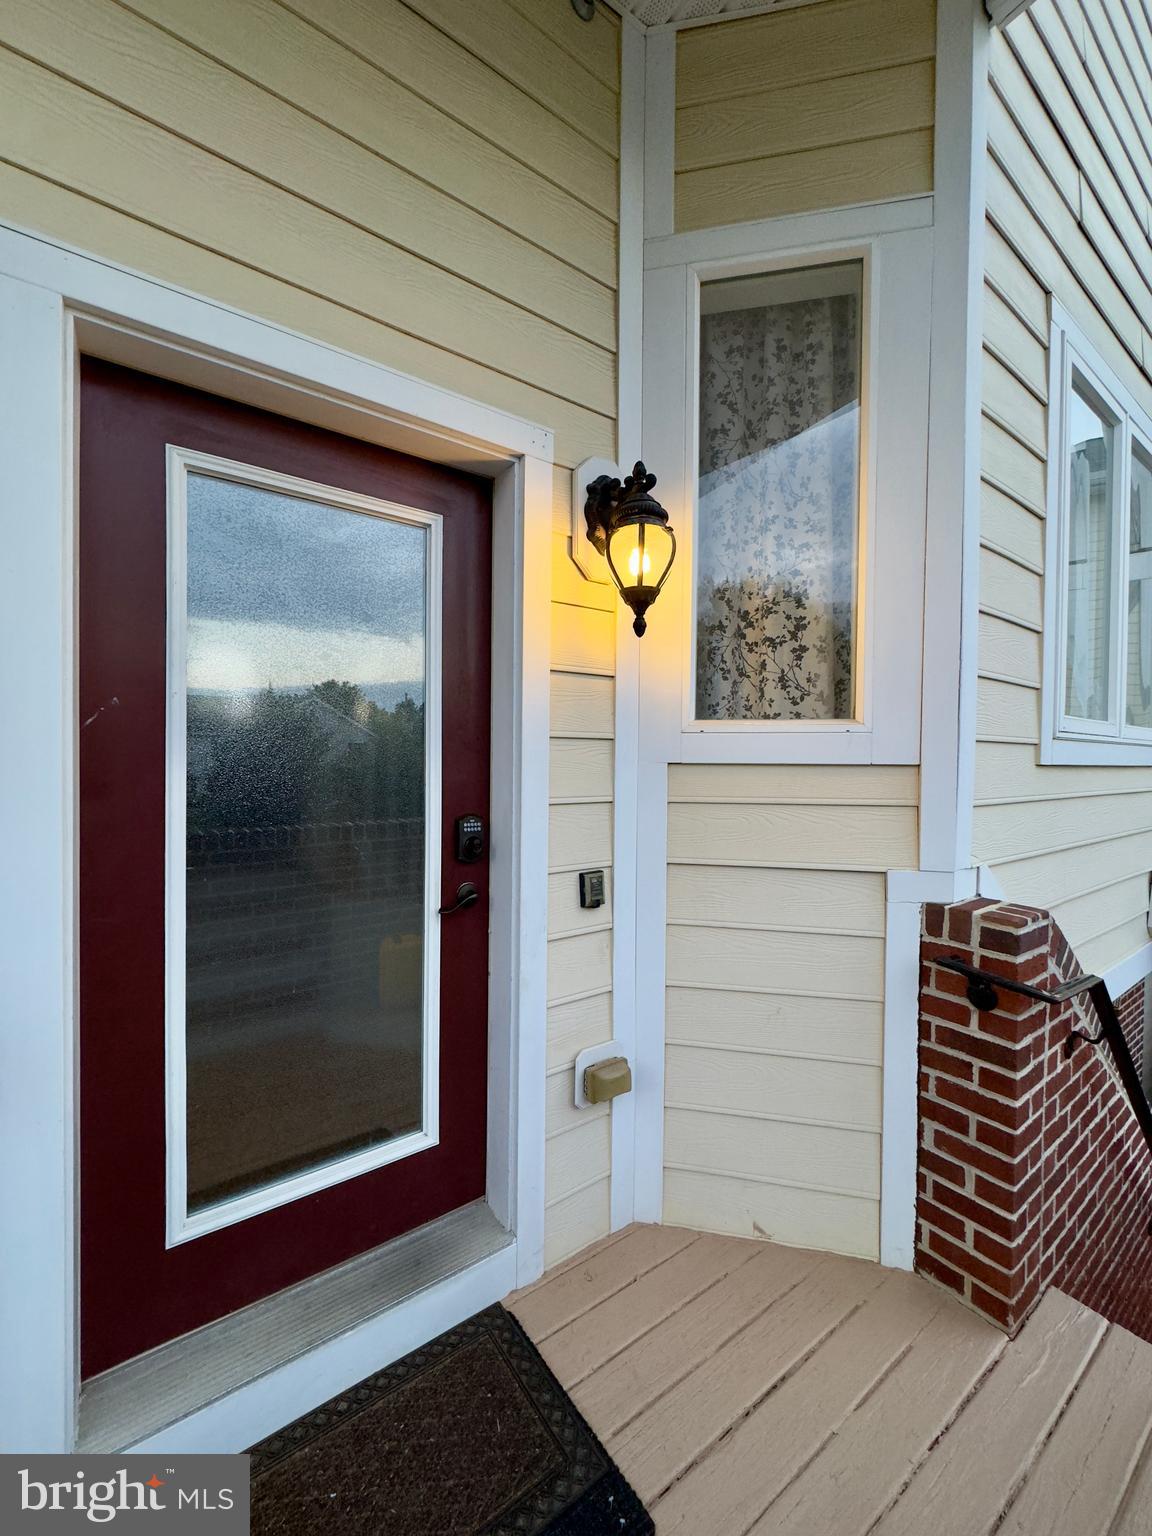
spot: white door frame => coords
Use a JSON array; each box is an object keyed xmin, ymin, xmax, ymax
[{"xmin": 0, "ymin": 220, "xmax": 553, "ymax": 1453}]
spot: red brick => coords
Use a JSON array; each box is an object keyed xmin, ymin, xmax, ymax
[
  {"xmin": 973, "ymin": 1226, "xmax": 1018, "ymax": 1270},
  {"xmin": 921, "ymin": 1044, "xmax": 976, "ymax": 1081},
  {"xmin": 921, "ymin": 1147, "xmax": 968, "ymax": 1189},
  {"xmin": 931, "ymin": 1179, "xmax": 1034, "ymax": 1245},
  {"xmin": 921, "ymin": 1096, "xmax": 973, "ymax": 1138},
  {"xmin": 974, "ymin": 1164, "xmax": 1042, "ymax": 1211},
  {"xmin": 935, "ymin": 1078, "xmax": 1032, "ymax": 1131},
  {"xmin": 918, "ymin": 1197, "xmax": 967, "ymax": 1242},
  {"xmin": 923, "ymin": 904, "xmax": 947, "ymax": 940},
  {"xmin": 932, "ymin": 1024, "xmax": 1026, "ymax": 1073},
  {"xmin": 979, "ymin": 924, "xmax": 1047, "ymax": 958},
  {"xmin": 923, "ymin": 994, "xmax": 982, "ymax": 1031},
  {"xmin": 946, "ymin": 906, "xmax": 975, "ymax": 946},
  {"xmin": 916, "ymin": 1250, "xmax": 966, "ymax": 1297},
  {"xmin": 926, "ymin": 1229, "xmax": 1024, "ymax": 1300},
  {"xmin": 934, "ymin": 1130, "xmax": 1026, "ymax": 1186},
  {"xmin": 978, "ymin": 1060, "xmax": 1045, "ymax": 1100}
]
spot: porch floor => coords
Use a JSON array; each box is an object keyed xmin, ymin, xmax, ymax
[{"xmin": 507, "ymin": 1224, "xmax": 1152, "ymax": 1535}]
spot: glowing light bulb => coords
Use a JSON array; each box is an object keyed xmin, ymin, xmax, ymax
[{"xmin": 628, "ymin": 544, "xmax": 652, "ymax": 580}]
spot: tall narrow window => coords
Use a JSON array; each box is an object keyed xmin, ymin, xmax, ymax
[
  {"xmin": 695, "ymin": 261, "xmax": 863, "ymax": 722},
  {"xmin": 1128, "ymin": 440, "xmax": 1152, "ymax": 730},
  {"xmin": 1063, "ymin": 380, "xmax": 1115, "ymax": 724}
]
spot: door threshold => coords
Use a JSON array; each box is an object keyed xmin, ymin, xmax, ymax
[{"xmin": 79, "ymin": 1200, "xmax": 513, "ymax": 1453}]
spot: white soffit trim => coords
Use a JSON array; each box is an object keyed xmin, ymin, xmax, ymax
[
  {"xmin": 610, "ymin": 0, "xmax": 825, "ymax": 26},
  {"xmin": 985, "ymin": 0, "xmax": 1037, "ymax": 28}
]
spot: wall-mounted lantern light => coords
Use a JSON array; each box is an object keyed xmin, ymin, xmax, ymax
[{"xmin": 583, "ymin": 462, "xmax": 677, "ymax": 637}]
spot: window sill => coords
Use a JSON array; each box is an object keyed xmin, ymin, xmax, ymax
[
  {"xmin": 1040, "ymin": 735, "xmax": 1152, "ymax": 767},
  {"xmin": 677, "ymin": 726, "xmax": 916, "ymax": 766}
]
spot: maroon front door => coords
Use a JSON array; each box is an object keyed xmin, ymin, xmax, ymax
[{"xmin": 79, "ymin": 359, "xmax": 491, "ymax": 1378}]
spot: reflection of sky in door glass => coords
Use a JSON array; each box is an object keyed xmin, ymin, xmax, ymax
[
  {"xmin": 187, "ymin": 475, "xmax": 426, "ymax": 694},
  {"xmin": 183, "ymin": 472, "xmax": 430, "ymax": 1213}
]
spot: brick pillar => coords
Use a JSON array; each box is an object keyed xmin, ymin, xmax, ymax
[
  {"xmin": 917, "ymin": 900, "xmax": 1052, "ymax": 1333},
  {"xmin": 918, "ymin": 901, "xmax": 1152, "ymax": 1343}
]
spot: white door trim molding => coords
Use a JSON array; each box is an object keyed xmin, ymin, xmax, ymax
[{"xmin": 0, "ymin": 220, "xmax": 553, "ymax": 1452}]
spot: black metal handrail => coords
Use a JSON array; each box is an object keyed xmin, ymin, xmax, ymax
[{"xmin": 932, "ymin": 955, "xmax": 1152, "ymax": 1166}]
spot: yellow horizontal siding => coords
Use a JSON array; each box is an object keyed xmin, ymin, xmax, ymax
[
  {"xmin": 976, "ymin": 8, "xmax": 1152, "ymax": 981},
  {"xmin": 663, "ymin": 765, "xmax": 916, "ymax": 1262},
  {"xmin": 674, "ymin": 0, "xmax": 935, "ymax": 232}
]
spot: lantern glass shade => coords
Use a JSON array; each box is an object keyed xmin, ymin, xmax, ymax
[{"xmin": 605, "ymin": 515, "xmax": 676, "ymax": 636}]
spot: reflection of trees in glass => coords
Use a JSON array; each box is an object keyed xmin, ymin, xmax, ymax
[{"xmin": 188, "ymin": 680, "xmax": 424, "ymax": 830}]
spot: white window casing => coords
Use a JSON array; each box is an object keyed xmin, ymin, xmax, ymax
[
  {"xmin": 1042, "ymin": 302, "xmax": 1152, "ymax": 766},
  {"xmin": 641, "ymin": 203, "xmax": 933, "ymax": 765}
]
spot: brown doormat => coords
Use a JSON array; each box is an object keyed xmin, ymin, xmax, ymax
[{"xmin": 248, "ymin": 1304, "xmax": 655, "ymax": 1536}]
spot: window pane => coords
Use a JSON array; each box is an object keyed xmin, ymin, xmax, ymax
[
  {"xmin": 184, "ymin": 473, "xmax": 428, "ymax": 1213},
  {"xmin": 696, "ymin": 262, "xmax": 862, "ymax": 721},
  {"xmin": 1128, "ymin": 442, "xmax": 1152, "ymax": 730},
  {"xmin": 1064, "ymin": 382, "xmax": 1115, "ymax": 723}
]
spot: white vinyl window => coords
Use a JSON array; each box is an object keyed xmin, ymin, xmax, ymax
[
  {"xmin": 1045, "ymin": 305, "xmax": 1152, "ymax": 764},
  {"xmin": 642, "ymin": 216, "xmax": 933, "ymax": 766}
]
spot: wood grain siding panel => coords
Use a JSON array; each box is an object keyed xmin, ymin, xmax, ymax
[
  {"xmin": 662, "ymin": 1169, "xmax": 880, "ymax": 1256},
  {"xmin": 666, "ymin": 989, "xmax": 884, "ymax": 1063},
  {"xmin": 549, "ymin": 675, "xmax": 614, "ymax": 739},
  {"xmin": 976, "ymin": 6, "xmax": 1152, "ymax": 981},
  {"xmin": 667, "ymin": 927, "xmax": 884, "ymax": 999},
  {"xmin": 0, "ymin": 0, "xmax": 616, "ymax": 351},
  {"xmin": 663, "ymin": 766, "xmax": 914, "ymax": 1260},
  {"xmin": 0, "ymin": 52, "xmax": 615, "ymax": 414},
  {"xmin": 666, "ymin": 866, "xmax": 886, "ymax": 935},
  {"xmin": 114, "ymin": 0, "xmax": 618, "ymax": 283},
  {"xmin": 669, "ymin": 801, "xmax": 917, "ymax": 869},
  {"xmin": 664, "ymin": 1109, "xmax": 881, "ymax": 1198},
  {"xmin": 665, "ymin": 1047, "xmax": 882, "ymax": 1130},
  {"xmin": 543, "ymin": 1180, "xmax": 612, "ymax": 1269},
  {"xmin": 676, "ymin": 62, "xmax": 935, "ymax": 173},
  {"xmin": 551, "ymin": 605, "xmax": 615, "ymax": 676},
  {"xmin": 676, "ymin": 132, "xmax": 933, "ymax": 234},
  {"xmin": 675, "ymin": 0, "xmax": 936, "ymax": 106},
  {"xmin": 673, "ymin": 0, "xmax": 935, "ymax": 231},
  {"xmin": 668, "ymin": 764, "xmax": 919, "ymax": 804},
  {"xmin": 277, "ymin": 0, "xmax": 618, "ymax": 213},
  {"xmin": 547, "ymin": 993, "xmax": 614, "ymax": 1074}
]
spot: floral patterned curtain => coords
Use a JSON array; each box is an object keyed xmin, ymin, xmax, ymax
[{"xmin": 695, "ymin": 288, "xmax": 860, "ymax": 721}]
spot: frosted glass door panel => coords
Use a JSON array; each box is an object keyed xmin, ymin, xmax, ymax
[{"xmin": 183, "ymin": 473, "xmax": 429, "ymax": 1213}]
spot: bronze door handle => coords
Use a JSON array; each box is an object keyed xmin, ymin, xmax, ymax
[{"xmin": 438, "ymin": 881, "xmax": 480, "ymax": 917}]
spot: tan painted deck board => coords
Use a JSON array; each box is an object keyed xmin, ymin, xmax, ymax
[
  {"xmin": 535, "ymin": 1233, "xmax": 760, "ymax": 1388},
  {"xmin": 651, "ymin": 1269, "xmax": 944, "ymax": 1533},
  {"xmin": 999, "ymin": 1323, "xmax": 1152, "ymax": 1536},
  {"xmin": 570, "ymin": 1240, "xmax": 821, "ymax": 1439},
  {"xmin": 609, "ymin": 1255, "xmax": 888, "ymax": 1504},
  {"xmin": 871, "ymin": 1289, "xmax": 1107, "ymax": 1536},
  {"xmin": 508, "ymin": 1223, "xmax": 696, "ymax": 1341},
  {"xmin": 509, "ymin": 1231, "xmax": 1152, "ymax": 1536}
]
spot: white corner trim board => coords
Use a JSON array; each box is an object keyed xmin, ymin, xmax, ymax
[
  {"xmin": 1103, "ymin": 942, "xmax": 1152, "ymax": 1003},
  {"xmin": 0, "ymin": 218, "xmax": 553, "ymax": 1453}
]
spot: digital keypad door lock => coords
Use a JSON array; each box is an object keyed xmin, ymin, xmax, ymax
[{"xmin": 455, "ymin": 814, "xmax": 486, "ymax": 864}]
